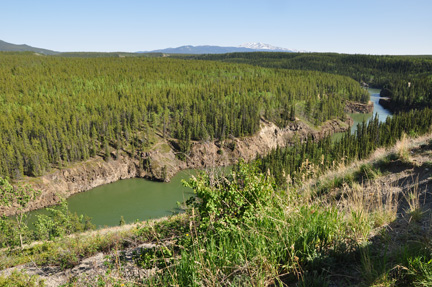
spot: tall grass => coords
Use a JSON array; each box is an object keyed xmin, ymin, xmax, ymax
[
  {"xmin": 135, "ymin": 163, "xmax": 353, "ymax": 285},
  {"xmin": 143, "ymin": 158, "xmax": 405, "ymax": 286},
  {"xmin": 3, "ymin": 135, "xmax": 432, "ymax": 286},
  {"xmin": 404, "ymin": 177, "xmax": 423, "ymax": 222},
  {"xmin": 395, "ymin": 133, "xmax": 412, "ymax": 164}
]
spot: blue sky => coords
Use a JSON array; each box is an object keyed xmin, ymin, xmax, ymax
[{"xmin": 1, "ymin": 0, "xmax": 431, "ymax": 54}]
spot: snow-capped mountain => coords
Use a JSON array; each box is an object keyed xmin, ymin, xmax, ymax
[
  {"xmin": 141, "ymin": 43, "xmax": 300, "ymax": 54},
  {"xmin": 238, "ymin": 42, "xmax": 293, "ymax": 52}
]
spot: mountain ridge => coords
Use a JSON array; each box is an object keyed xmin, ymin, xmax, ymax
[
  {"xmin": 139, "ymin": 42, "xmax": 300, "ymax": 54},
  {"xmin": 239, "ymin": 42, "xmax": 300, "ymax": 52},
  {"xmin": 0, "ymin": 39, "xmax": 300, "ymax": 55},
  {"xmin": 0, "ymin": 39, "xmax": 58, "ymax": 55}
]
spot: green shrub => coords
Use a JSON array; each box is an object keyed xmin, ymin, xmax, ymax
[
  {"xmin": 184, "ymin": 160, "xmax": 278, "ymax": 232},
  {"xmin": 33, "ymin": 201, "xmax": 95, "ymax": 241},
  {"xmin": 356, "ymin": 164, "xmax": 381, "ymax": 181},
  {"xmin": 0, "ymin": 270, "xmax": 44, "ymax": 287}
]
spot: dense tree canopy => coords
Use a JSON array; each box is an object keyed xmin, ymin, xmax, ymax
[
  {"xmin": 0, "ymin": 52, "xmax": 367, "ymax": 179},
  {"xmin": 258, "ymin": 107, "xmax": 432, "ymax": 186},
  {"xmin": 188, "ymin": 52, "xmax": 432, "ymax": 110}
]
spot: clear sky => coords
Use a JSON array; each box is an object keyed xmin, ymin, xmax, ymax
[{"xmin": 1, "ymin": 0, "xmax": 431, "ymax": 55}]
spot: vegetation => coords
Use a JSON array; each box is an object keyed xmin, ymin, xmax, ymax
[
  {"xmin": 189, "ymin": 52, "xmax": 432, "ymax": 110},
  {"xmin": 0, "ymin": 52, "xmax": 367, "ymax": 179},
  {"xmin": 0, "ymin": 177, "xmax": 40, "ymax": 249},
  {"xmin": 117, "ymin": 140, "xmax": 432, "ymax": 286},
  {"xmin": 1, "ymin": 51, "xmax": 432, "ymax": 285},
  {"xmin": 0, "ymin": 270, "xmax": 44, "ymax": 287},
  {"xmin": 0, "ymin": 177, "xmax": 95, "ymax": 249},
  {"xmin": 258, "ymin": 108, "xmax": 432, "ymax": 186},
  {"xmin": 2, "ymin": 139, "xmax": 431, "ymax": 286}
]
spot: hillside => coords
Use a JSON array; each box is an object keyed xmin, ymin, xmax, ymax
[
  {"xmin": 0, "ymin": 40, "xmax": 58, "ymax": 55},
  {"xmin": 0, "ymin": 53, "xmax": 368, "ymax": 182},
  {"xmin": 1, "ymin": 132, "xmax": 432, "ymax": 286},
  {"xmin": 139, "ymin": 42, "xmax": 298, "ymax": 54},
  {"xmin": 0, "ymin": 116, "xmax": 353, "ymax": 217},
  {"xmin": 1, "ymin": 51, "xmax": 432, "ymax": 286},
  {"xmin": 188, "ymin": 52, "xmax": 432, "ymax": 111}
]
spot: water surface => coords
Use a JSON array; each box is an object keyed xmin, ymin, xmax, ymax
[
  {"xmin": 68, "ymin": 172, "xmax": 194, "ymax": 227},
  {"xmin": 29, "ymin": 89, "xmax": 391, "ymax": 228},
  {"xmin": 332, "ymin": 88, "xmax": 392, "ymax": 141},
  {"xmin": 29, "ymin": 169, "xmax": 197, "ymax": 228}
]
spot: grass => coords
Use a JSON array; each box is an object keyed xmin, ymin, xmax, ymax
[
  {"xmin": 2, "ymin": 134, "xmax": 432, "ymax": 286},
  {"xmin": 395, "ymin": 133, "xmax": 413, "ymax": 164},
  {"xmin": 355, "ymin": 163, "xmax": 382, "ymax": 181},
  {"xmin": 406, "ymin": 255, "xmax": 432, "ymax": 286},
  {"xmin": 0, "ymin": 215, "xmax": 186, "ymax": 270},
  {"xmin": 0, "ymin": 270, "xmax": 44, "ymax": 287},
  {"xmin": 404, "ymin": 177, "xmax": 424, "ymax": 223}
]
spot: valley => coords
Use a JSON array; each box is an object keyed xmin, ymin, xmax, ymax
[
  {"xmin": 22, "ymin": 89, "xmax": 387, "ymax": 228},
  {"xmin": 1, "ymin": 51, "xmax": 432, "ymax": 286}
]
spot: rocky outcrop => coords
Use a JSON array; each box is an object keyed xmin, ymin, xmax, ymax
[
  {"xmin": 185, "ymin": 117, "xmax": 352, "ymax": 169},
  {"xmin": 378, "ymin": 98, "xmax": 393, "ymax": 111},
  {"xmin": 1, "ymin": 117, "xmax": 352, "ymax": 216},
  {"xmin": 380, "ymin": 88, "xmax": 393, "ymax": 98},
  {"xmin": 344, "ymin": 101, "xmax": 374, "ymax": 114},
  {"xmin": 0, "ymin": 156, "xmax": 144, "ymax": 216}
]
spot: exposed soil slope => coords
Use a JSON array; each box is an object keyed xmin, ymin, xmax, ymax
[
  {"xmin": 3, "ymin": 133, "xmax": 432, "ymax": 287},
  {"xmin": 1, "ymin": 117, "xmax": 352, "ymax": 216}
]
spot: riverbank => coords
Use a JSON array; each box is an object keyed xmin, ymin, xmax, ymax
[
  {"xmin": 2, "ymin": 132, "xmax": 432, "ymax": 286},
  {"xmin": 378, "ymin": 88, "xmax": 423, "ymax": 113},
  {"xmin": 344, "ymin": 100, "xmax": 374, "ymax": 113},
  {"xmin": 1, "ymin": 114, "xmax": 355, "ymax": 217}
]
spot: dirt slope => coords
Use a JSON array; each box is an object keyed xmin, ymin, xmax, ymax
[{"xmin": 1, "ymin": 117, "xmax": 352, "ymax": 216}]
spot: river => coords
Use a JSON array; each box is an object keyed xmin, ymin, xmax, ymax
[
  {"xmin": 67, "ymin": 170, "xmax": 196, "ymax": 227},
  {"xmin": 332, "ymin": 88, "xmax": 392, "ymax": 141},
  {"xmin": 28, "ymin": 169, "xmax": 197, "ymax": 228},
  {"xmin": 28, "ymin": 88, "xmax": 391, "ymax": 228}
]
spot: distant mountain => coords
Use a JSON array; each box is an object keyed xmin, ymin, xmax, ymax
[
  {"xmin": 238, "ymin": 42, "xmax": 300, "ymax": 52},
  {"xmin": 140, "ymin": 43, "xmax": 299, "ymax": 54},
  {"xmin": 0, "ymin": 40, "xmax": 300, "ymax": 55},
  {"xmin": 0, "ymin": 39, "xmax": 58, "ymax": 55}
]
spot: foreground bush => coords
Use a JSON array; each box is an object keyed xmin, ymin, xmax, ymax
[{"xmin": 138, "ymin": 162, "xmax": 350, "ymax": 286}]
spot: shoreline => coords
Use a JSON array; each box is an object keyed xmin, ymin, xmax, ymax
[{"xmin": 1, "ymin": 114, "xmax": 358, "ymax": 217}]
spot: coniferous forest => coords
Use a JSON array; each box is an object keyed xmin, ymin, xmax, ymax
[
  {"xmin": 258, "ymin": 108, "xmax": 432, "ymax": 185},
  {"xmin": 0, "ymin": 52, "xmax": 368, "ymax": 179},
  {"xmin": 2, "ymin": 51, "xmax": 432, "ymax": 286},
  {"xmin": 189, "ymin": 52, "xmax": 432, "ymax": 110}
]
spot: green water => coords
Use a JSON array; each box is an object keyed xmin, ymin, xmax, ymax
[
  {"xmin": 67, "ymin": 170, "xmax": 195, "ymax": 228},
  {"xmin": 28, "ymin": 89, "xmax": 390, "ymax": 228},
  {"xmin": 332, "ymin": 88, "xmax": 392, "ymax": 141},
  {"xmin": 28, "ymin": 167, "xmax": 233, "ymax": 228},
  {"xmin": 29, "ymin": 169, "xmax": 197, "ymax": 228}
]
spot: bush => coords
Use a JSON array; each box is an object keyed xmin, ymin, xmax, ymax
[
  {"xmin": 356, "ymin": 164, "xmax": 381, "ymax": 181},
  {"xmin": 184, "ymin": 161, "xmax": 277, "ymax": 232},
  {"xmin": 33, "ymin": 200, "xmax": 95, "ymax": 241},
  {"xmin": 0, "ymin": 270, "xmax": 44, "ymax": 287}
]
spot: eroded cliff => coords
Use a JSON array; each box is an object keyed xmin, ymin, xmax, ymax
[{"xmin": 1, "ymin": 116, "xmax": 353, "ymax": 216}]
